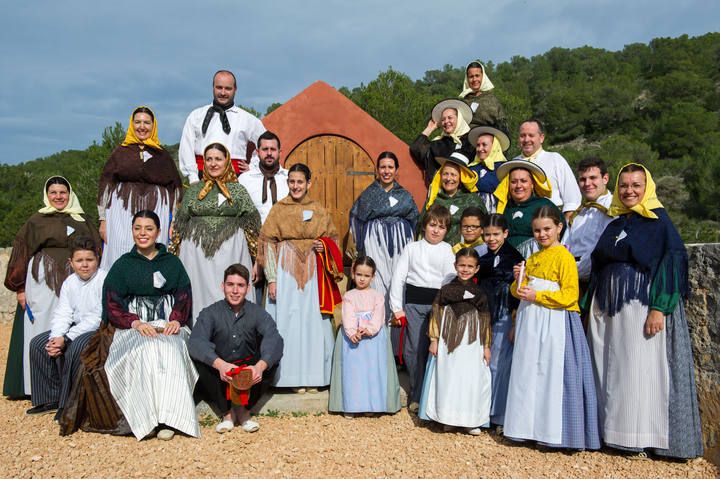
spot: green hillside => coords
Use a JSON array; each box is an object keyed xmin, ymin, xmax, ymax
[{"xmin": 1, "ymin": 33, "xmax": 718, "ymax": 245}]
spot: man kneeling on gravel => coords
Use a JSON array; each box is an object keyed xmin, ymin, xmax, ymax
[{"xmin": 189, "ymin": 264, "xmax": 283, "ymax": 433}]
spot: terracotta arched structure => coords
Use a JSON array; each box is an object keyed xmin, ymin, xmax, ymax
[{"xmin": 263, "ymin": 81, "xmax": 425, "ymax": 207}]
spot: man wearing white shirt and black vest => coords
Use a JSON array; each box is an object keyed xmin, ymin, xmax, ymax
[
  {"xmin": 179, "ymin": 70, "xmax": 266, "ymax": 184},
  {"xmin": 515, "ymin": 119, "xmax": 582, "ymax": 221},
  {"xmin": 563, "ymin": 157, "xmax": 614, "ymax": 282}
]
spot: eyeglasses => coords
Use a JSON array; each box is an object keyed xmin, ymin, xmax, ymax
[{"xmin": 461, "ymin": 225, "xmax": 482, "ymax": 231}]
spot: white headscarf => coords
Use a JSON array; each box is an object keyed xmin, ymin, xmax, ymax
[
  {"xmin": 459, "ymin": 60, "xmax": 495, "ymax": 98},
  {"xmin": 38, "ymin": 176, "xmax": 86, "ymax": 222}
]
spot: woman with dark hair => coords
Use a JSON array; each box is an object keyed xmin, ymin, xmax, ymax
[
  {"xmin": 98, "ymin": 106, "xmax": 182, "ymax": 269},
  {"xmin": 585, "ymin": 163, "xmax": 703, "ymax": 459},
  {"xmin": 410, "ymin": 99, "xmax": 476, "ymax": 186},
  {"xmin": 174, "ymin": 142, "xmax": 261, "ymax": 319},
  {"xmin": 459, "ymin": 60, "xmax": 507, "ymax": 131},
  {"xmin": 349, "ymin": 151, "xmax": 419, "ymax": 338},
  {"xmin": 3, "ymin": 176, "xmax": 101, "ymax": 398},
  {"xmin": 259, "ymin": 164, "xmax": 343, "ymax": 391},
  {"xmin": 102, "ymin": 210, "xmax": 198, "ymax": 441}
]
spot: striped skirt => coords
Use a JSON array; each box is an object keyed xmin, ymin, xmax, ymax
[{"xmin": 105, "ymin": 323, "xmax": 199, "ymax": 440}]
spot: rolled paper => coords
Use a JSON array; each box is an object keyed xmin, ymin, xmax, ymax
[{"xmin": 517, "ymin": 261, "xmax": 526, "ymax": 295}]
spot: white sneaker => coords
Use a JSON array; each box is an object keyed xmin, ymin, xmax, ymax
[
  {"xmin": 241, "ymin": 419, "xmax": 260, "ymax": 433},
  {"xmin": 215, "ymin": 419, "xmax": 234, "ymax": 434},
  {"xmin": 466, "ymin": 427, "xmax": 483, "ymax": 436}
]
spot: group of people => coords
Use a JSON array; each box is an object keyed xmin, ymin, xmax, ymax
[{"xmin": 2, "ymin": 65, "xmax": 703, "ymax": 460}]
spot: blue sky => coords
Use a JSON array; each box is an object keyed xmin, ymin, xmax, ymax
[{"xmin": 0, "ymin": 0, "xmax": 717, "ymax": 165}]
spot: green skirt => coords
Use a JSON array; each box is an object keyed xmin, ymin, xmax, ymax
[{"xmin": 3, "ymin": 304, "xmax": 27, "ymax": 398}]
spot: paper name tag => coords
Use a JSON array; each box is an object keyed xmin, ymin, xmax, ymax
[
  {"xmin": 480, "ymin": 169, "xmax": 487, "ymax": 178},
  {"xmin": 463, "ymin": 290, "xmax": 475, "ymax": 299},
  {"xmin": 449, "ymin": 205, "xmax": 459, "ymax": 215},
  {"xmin": 493, "ymin": 255, "xmax": 500, "ymax": 268},
  {"xmin": 153, "ymin": 271, "xmax": 166, "ymax": 289},
  {"xmin": 512, "ymin": 211, "xmax": 523, "ymax": 219},
  {"xmin": 218, "ymin": 194, "xmax": 227, "ymax": 206},
  {"xmin": 142, "ymin": 150, "xmax": 152, "ymax": 162},
  {"xmin": 302, "ymin": 210, "xmax": 313, "ymax": 221},
  {"xmin": 388, "ymin": 196, "xmax": 398, "ymax": 207},
  {"xmin": 470, "ymin": 102, "xmax": 479, "ymax": 112},
  {"xmin": 615, "ymin": 230, "xmax": 627, "ymax": 246},
  {"xmin": 66, "ymin": 225, "xmax": 75, "ymax": 236}
]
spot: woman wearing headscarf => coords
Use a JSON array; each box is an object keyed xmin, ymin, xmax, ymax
[
  {"xmin": 410, "ymin": 99, "xmax": 475, "ymax": 186},
  {"xmin": 494, "ymin": 159, "xmax": 562, "ymax": 258},
  {"xmin": 97, "ymin": 106, "xmax": 182, "ymax": 269},
  {"xmin": 174, "ymin": 142, "xmax": 261, "ymax": 321},
  {"xmin": 421, "ymin": 152, "xmax": 486, "ymax": 245},
  {"xmin": 584, "ymin": 163, "xmax": 703, "ymax": 459},
  {"xmin": 467, "ymin": 125, "xmax": 510, "ymax": 213},
  {"xmin": 459, "ymin": 60, "xmax": 508, "ymax": 131},
  {"xmin": 3, "ymin": 176, "xmax": 101, "ymax": 398}
]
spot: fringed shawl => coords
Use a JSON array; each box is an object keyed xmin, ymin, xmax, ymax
[
  {"xmin": 349, "ymin": 181, "xmax": 419, "ymax": 257},
  {"xmin": 173, "ymin": 182, "xmax": 261, "ymax": 258},
  {"xmin": 431, "ymin": 277, "xmax": 491, "ymax": 353},
  {"xmin": 97, "ymin": 144, "xmax": 183, "ymax": 214},
  {"xmin": 4, "ymin": 212, "xmax": 101, "ymax": 296},
  {"xmin": 258, "ymin": 196, "xmax": 339, "ymax": 290},
  {"xmin": 584, "ymin": 208, "xmax": 688, "ymax": 316}
]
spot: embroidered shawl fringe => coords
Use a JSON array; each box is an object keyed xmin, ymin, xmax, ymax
[
  {"xmin": 31, "ymin": 252, "xmax": 72, "ymax": 296},
  {"xmin": 101, "ymin": 182, "xmax": 178, "ymax": 213},
  {"xmin": 175, "ymin": 216, "xmax": 259, "ymax": 258},
  {"xmin": 437, "ymin": 304, "xmax": 491, "ymax": 354},
  {"xmin": 594, "ymin": 263, "xmax": 650, "ymax": 317}
]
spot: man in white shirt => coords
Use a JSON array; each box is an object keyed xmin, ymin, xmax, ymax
[
  {"xmin": 515, "ymin": 119, "xmax": 582, "ymax": 220},
  {"xmin": 27, "ymin": 236, "xmax": 106, "ymax": 417},
  {"xmin": 179, "ymin": 70, "xmax": 265, "ymax": 184},
  {"xmin": 238, "ymin": 131, "xmax": 289, "ymax": 224},
  {"xmin": 563, "ymin": 157, "xmax": 614, "ymax": 282}
]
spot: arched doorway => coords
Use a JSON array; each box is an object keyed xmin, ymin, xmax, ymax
[{"xmin": 284, "ymin": 135, "xmax": 376, "ymax": 252}]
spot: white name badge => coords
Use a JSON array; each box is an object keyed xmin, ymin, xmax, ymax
[
  {"xmin": 142, "ymin": 150, "xmax": 152, "ymax": 162},
  {"xmin": 389, "ymin": 196, "xmax": 399, "ymax": 207},
  {"xmin": 303, "ymin": 210, "xmax": 313, "ymax": 221},
  {"xmin": 470, "ymin": 102, "xmax": 479, "ymax": 112},
  {"xmin": 463, "ymin": 290, "xmax": 475, "ymax": 299},
  {"xmin": 615, "ymin": 230, "xmax": 628, "ymax": 246},
  {"xmin": 493, "ymin": 255, "xmax": 500, "ymax": 268},
  {"xmin": 218, "ymin": 194, "xmax": 227, "ymax": 206},
  {"xmin": 153, "ymin": 271, "xmax": 167, "ymax": 289},
  {"xmin": 480, "ymin": 169, "xmax": 487, "ymax": 178},
  {"xmin": 449, "ymin": 205, "xmax": 459, "ymax": 215},
  {"xmin": 513, "ymin": 211, "xmax": 523, "ymax": 219},
  {"xmin": 66, "ymin": 225, "xmax": 75, "ymax": 236}
]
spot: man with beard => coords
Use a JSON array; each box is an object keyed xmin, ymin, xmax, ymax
[{"xmin": 179, "ymin": 70, "xmax": 265, "ymax": 184}]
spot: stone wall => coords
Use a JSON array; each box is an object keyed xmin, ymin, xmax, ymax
[{"xmin": 0, "ymin": 244, "xmax": 718, "ymax": 463}]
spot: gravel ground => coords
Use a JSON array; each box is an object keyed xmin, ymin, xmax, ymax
[{"xmin": 0, "ymin": 323, "xmax": 717, "ymax": 478}]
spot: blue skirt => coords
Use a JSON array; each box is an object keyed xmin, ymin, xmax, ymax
[{"xmin": 489, "ymin": 308, "xmax": 513, "ymax": 425}]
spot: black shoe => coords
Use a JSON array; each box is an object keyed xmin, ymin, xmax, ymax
[{"xmin": 25, "ymin": 403, "xmax": 58, "ymax": 416}]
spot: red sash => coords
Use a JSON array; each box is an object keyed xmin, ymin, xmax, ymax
[{"xmin": 315, "ymin": 237, "xmax": 343, "ymax": 315}]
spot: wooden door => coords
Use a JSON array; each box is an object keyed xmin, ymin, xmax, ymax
[{"xmin": 284, "ymin": 135, "xmax": 375, "ymax": 252}]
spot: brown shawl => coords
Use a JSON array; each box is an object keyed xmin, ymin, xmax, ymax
[
  {"xmin": 258, "ymin": 195, "xmax": 338, "ymax": 289},
  {"xmin": 97, "ymin": 144, "xmax": 183, "ymax": 213},
  {"xmin": 4, "ymin": 213, "xmax": 102, "ymax": 295},
  {"xmin": 431, "ymin": 277, "xmax": 492, "ymax": 353}
]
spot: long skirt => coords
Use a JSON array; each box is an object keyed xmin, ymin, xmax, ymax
[
  {"xmin": 179, "ymin": 230, "xmax": 254, "ymax": 323},
  {"xmin": 363, "ymin": 219, "xmax": 413, "ymax": 356},
  {"xmin": 489, "ymin": 306, "xmax": 514, "ymax": 426},
  {"xmin": 420, "ymin": 312, "xmax": 491, "ymax": 428},
  {"xmin": 588, "ymin": 268, "xmax": 703, "ymax": 458},
  {"xmin": 265, "ymin": 247, "xmax": 334, "ymax": 387},
  {"xmin": 105, "ymin": 323, "xmax": 199, "ymax": 440},
  {"xmin": 4, "ymin": 260, "xmax": 61, "ymax": 396},
  {"xmin": 101, "ymin": 186, "xmax": 172, "ymax": 270},
  {"xmin": 504, "ymin": 277, "xmax": 600, "ymax": 449},
  {"xmin": 328, "ymin": 326, "xmax": 401, "ymax": 413}
]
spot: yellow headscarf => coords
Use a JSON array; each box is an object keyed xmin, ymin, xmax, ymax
[
  {"xmin": 121, "ymin": 106, "xmax": 163, "ymax": 150},
  {"xmin": 198, "ymin": 144, "xmax": 237, "ymax": 204},
  {"xmin": 459, "ymin": 60, "xmax": 495, "ymax": 98},
  {"xmin": 607, "ymin": 163, "xmax": 663, "ymax": 219},
  {"xmin": 468, "ymin": 136, "xmax": 506, "ymax": 171},
  {"xmin": 38, "ymin": 176, "xmax": 86, "ymax": 222},
  {"xmin": 426, "ymin": 162, "xmax": 478, "ymax": 209},
  {"xmin": 494, "ymin": 170, "xmax": 552, "ymax": 214},
  {"xmin": 434, "ymin": 109, "xmax": 470, "ymax": 146}
]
